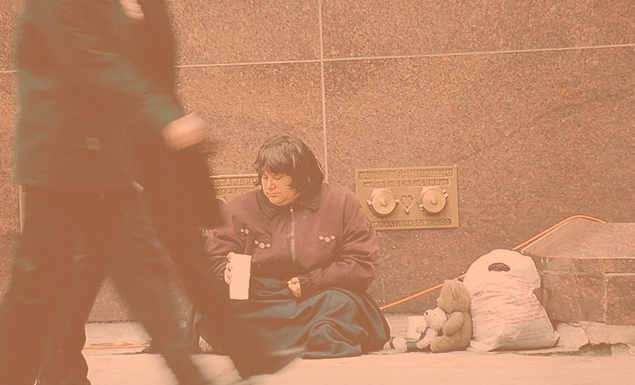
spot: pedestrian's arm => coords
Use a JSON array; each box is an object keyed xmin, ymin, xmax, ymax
[{"xmin": 34, "ymin": 0, "xmax": 182, "ymax": 133}]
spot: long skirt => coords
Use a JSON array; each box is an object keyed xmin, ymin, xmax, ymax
[{"xmin": 193, "ymin": 277, "xmax": 390, "ymax": 359}]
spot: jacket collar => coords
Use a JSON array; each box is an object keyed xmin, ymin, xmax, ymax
[{"xmin": 257, "ymin": 185, "xmax": 322, "ymax": 219}]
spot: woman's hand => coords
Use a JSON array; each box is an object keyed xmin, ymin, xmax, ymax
[
  {"xmin": 223, "ymin": 254, "xmax": 233, "ymax": 285},
  {"xmin": 287, "ymin": 277, "xmax": 302, "ymax": 298}
]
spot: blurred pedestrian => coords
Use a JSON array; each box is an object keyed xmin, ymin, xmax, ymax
[
  {"xmin": 0, "ymin": 0, "xmax": 213, "ymax": 384},
  {"xmin": 28, "ymin": 1, "xmax": 301, "ymax": 384}
]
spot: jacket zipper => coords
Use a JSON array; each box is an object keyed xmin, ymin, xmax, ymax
[{"xmin": 289, "ymin": 206, "xmax": 296, "ymax": 265}]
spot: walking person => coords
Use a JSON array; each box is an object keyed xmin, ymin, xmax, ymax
[
  {"xmin": 30, "ymin": 1, "xmax": 302, "ymax": 384},
  {"xmin": 0, "ymin": 0, "xmax": 214, "ymax": 384}
]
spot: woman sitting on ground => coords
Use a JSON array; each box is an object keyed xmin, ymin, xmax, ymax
[{"xmin": 196, "ymin": 133, "xmax": 390, "ymax": 358}]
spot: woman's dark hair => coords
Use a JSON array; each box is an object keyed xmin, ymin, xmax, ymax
[{"xmin": 253, "ymin": 134, "xmax": 324, "ymax": 195}]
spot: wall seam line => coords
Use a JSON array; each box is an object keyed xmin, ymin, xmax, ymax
[
  {"xmin": 317, "ymin": 0, "xmax": 329, "ymax": 182},
  {"xmin": 173, "ymin": 43, "xmax": 635, "ymax": 70}
]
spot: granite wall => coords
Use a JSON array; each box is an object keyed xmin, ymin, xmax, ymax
[{"xmin": 0, "ymin": 0, "xmax": 633, "ymax": 320}]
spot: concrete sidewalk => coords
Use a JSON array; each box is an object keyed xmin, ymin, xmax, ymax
[{"xmin": 82, "ymin": 314, "xmax": 634, "ymax": 385}]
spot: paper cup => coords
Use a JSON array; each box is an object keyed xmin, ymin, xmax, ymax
[{"xmin": 228, "ymin": 252, "xmax": 252, "ymax": 300}]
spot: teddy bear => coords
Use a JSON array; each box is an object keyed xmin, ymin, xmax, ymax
[
  {"xmin": 390, "ymin": 279, "xmax": 473, "ymax": 353},
  {"xmin": 414, "ymin": 306, "xmax": 447, "ymax": 350},
  {"xmin": 390, "ymin": 306, "xmax": 447, "ymax": 352},
  {"xmin": 429, "ymin": 279, "xmax": 472, "ymax": 352}
]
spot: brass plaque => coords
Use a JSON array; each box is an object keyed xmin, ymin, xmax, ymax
[
  {"xmin": 355, "ymin": 166, "xmax": 459, "ymax": 230},
  {"xmin": 211, "ymin": 174, "xmax": 259, "ymax": 207},
  {"xmin": 203, "ymin": 174, "xmax": 259, "ymax": 235}
]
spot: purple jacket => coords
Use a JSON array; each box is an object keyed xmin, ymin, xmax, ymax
[{"xmin": 206, "ymin": 183, "xmax": 380, "ymax": 296}]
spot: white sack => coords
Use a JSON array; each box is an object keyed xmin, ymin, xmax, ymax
[{"xmin": 463, "ymin": 249, "xmax": 559, "ymax": 352}]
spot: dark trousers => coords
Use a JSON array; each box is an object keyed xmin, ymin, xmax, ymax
[
  {"xmin": 0, "ymin": 187, "xmax": 207, "ymax": 385},
  {"xmin": 37, "ymin": 253, "xmax": 104, "ymax": 385}
]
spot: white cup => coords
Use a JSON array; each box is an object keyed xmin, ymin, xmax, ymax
[{"xmin": 228, "ymin": 252, "xmax": 252, "ymax": 300}]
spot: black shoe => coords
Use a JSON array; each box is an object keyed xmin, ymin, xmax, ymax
[{"xmin": 236, "ymin": 346, "xmax": 305, "ymax": 379}]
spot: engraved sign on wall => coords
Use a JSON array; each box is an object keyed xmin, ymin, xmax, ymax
[
  {"xmin": 203, "ymin": 174, "xmax": 259, "ymax": 236},
  {"xmin": 355, "ymin": 166, "xmax": 459, "ymax": 230},
  {"xmin": 212, "ymin": 174, "xmax": 259, "ymax": 209}
]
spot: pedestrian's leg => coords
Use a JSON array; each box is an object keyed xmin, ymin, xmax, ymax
[
  {"xmin": 37, "ymin": 252, "xmax": 106, "ymax": 385},
  {"xmin": 159, "ymin": 221, "xmax": 302, "ymax": 379},
  {"xmin": 141, "ymin": 146, "xmax": 301, "ymax": 379},
  {"xmin": 89, "ymin": 188, "xmax": 209, "ymax": 385},
  {"xmin": 0, "ymin": 189, "xmax": 79, "ymax": 385}
]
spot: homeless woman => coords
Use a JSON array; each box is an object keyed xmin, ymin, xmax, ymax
[{"xmin": 196, "ymin": 133, "xmax": 390, "ymax": 358}]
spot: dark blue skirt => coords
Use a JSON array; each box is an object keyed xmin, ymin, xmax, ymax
[{"xmin": 194, "ymin": 277, "xmax": 390, "ymax": 359}]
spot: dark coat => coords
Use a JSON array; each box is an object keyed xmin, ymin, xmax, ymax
[
  {"xmin": 15, "ymin": 0, "xmax": 182, "ymax": 190},
  {"xmin": 206, "ymin": 183, "xmax": 381, "ymax": 296},
  {"xmin": 15, "ymin": 0, "xmax": 220, "ymax": 227}
]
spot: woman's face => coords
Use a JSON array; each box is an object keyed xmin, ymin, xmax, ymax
[{"xmin": 261, "ymin": 171, "xmax": 299, "ymax": 206}]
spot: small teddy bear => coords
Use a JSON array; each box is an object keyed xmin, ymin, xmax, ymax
[
  {"xmin": 390, "ymin": 306, "xmax": 447, "ymax": 352},
  {"xmin": 390, "ymin": 279, "xmax": 473, "ymax": 353},
  {"xmin": 414, "ymin": 306, "xmax": 447, "ymax": 350}
]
